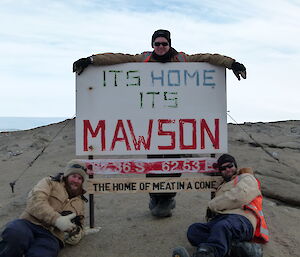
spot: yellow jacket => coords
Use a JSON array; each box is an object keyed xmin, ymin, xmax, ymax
[{"xmin": 20, "ymin": 177, "xmax": 86, "ymax": 245}]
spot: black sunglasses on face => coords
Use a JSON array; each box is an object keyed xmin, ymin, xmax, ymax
[
  {"xmin": 219, "ymin": 163, "xmax": 234, "ymax": 171},
  {"xmin": 154, "ymin": 42, "xmax": 169, "ymax": 46}
]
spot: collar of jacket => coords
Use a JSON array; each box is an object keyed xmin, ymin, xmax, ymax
[
  {"xmin": 237, "ymin": 167, "xmax": 254, "ymax": 175},
  {"xmin": 151, "ymin": 47, "xmax": 178, "ymax": 62},
  {"xmin": 81, "ymin": 194, "xmax": 88, "ymax": 202}
]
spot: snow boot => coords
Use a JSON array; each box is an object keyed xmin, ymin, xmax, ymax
[
  {"xmin": 172, "ymin": 246, "xmax": 190, "ymax": 257},
  {"xmin": 229, "ymin": 241, "xmax": 263, "ymax": 257},
  {"xmin": 192, "ymin": 246, "xmax": 215, "ymax": 257},
  {"xmin": 149, "ymin": 196, "xmax": 158, "ymax": 210},
  {"xmin": 150, "ymin": 197, "xmax": 176, "ymax": 217}
]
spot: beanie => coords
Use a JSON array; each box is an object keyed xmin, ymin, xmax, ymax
[
  {"xmin": 63, "ymin": 159, "xmax": 87, "ymax": 181},
  {"xmin": 151, "ymin": 29, "xmax": 171, "ymax": 47},
  {"xmin": 217, "ymin": 154, "xmax": 238, "ymax": 169}
]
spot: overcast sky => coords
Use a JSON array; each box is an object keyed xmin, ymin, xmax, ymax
[{"xmin": 1, "ymin": 0, "xmax": 299, "ymax": 123}]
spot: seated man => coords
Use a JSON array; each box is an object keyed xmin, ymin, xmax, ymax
[
  {"xmin": 0, "ymin": 160, "xmax": 88, "ymax": 257},
  {"xmin": 172, "ymin": 154, "xmax": 269, "ymax": 257},
  {"xmin": 73, "ymin": 29, "xmax": 247, "ymax": 217}
]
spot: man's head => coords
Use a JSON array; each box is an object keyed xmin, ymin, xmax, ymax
[
  {"xmin": 63, "ymin": 160, "xmax": 87, "ymax": 197},
  {"xmin": 217, "ymin": 154, "xmax": 238, "ymax": 182},
  {"xmin": 152, "ymin": 29, "xmax": 171, "ymax": 56}
]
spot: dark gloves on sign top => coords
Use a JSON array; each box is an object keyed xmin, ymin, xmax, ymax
[
  {"xmin": 73, "ymin": 57, "xmax": 93, "ymax": 75},
  {"xmin": 231, "ymin": 61, "xmax": 247, "ymax": 80}
]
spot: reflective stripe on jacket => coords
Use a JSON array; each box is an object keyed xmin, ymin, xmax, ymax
[{"xmin": 234, "ymin": 176, "xmax": 269, "ymax": 243}]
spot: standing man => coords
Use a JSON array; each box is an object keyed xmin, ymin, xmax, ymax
[
  {"xmin": 73, "ymin": 29, "xmax": 247, "ymax": 218},
  {"xmin": 172, "ymin": 154, "xmax": 269, "ymax": 257},
  {"xmin": 0, "ymin": 160, "xmax": 88, "ymax": 257},
  {"xmin": 73, "ymin": 29, "xmax": 247, "ymax": 80}
]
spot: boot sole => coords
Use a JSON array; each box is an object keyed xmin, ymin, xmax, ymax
[{"xmin": 172, "ymin": 246, "xmax": 190, "ymax": 257}]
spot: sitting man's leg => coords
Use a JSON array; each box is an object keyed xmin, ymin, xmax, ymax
[
  {"xmin": 26, "ymin": 222, "xmax": 60, "ymax": 257},
  {"xmin": 187, "ymin": 222, "xmax": 211, "ymax": 247},
  {"xmin": 187, "ymin": 214, "xmax": 253, "ymax": 257},
  {"xmin": 0, "ymin": 219, "xmax": 34, "ymax": 257}
]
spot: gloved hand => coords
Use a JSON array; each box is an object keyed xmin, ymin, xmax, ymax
[
  {"xmin": 55, "ymin": 213, "xmax": 76, "ymax": 232},
  {"xmin": 205, "ymin": 207, "xmax": 217, "ymax": 222},
  {"xmin": 231, "ymin": 61, "xmax": 247, "ymax": 80},
  {"xmin": 73, "ymin": 57, "xmax": 93, "ymax": 75},
  {"xmin": 65, "ymin": 226, "xmax": 84, "ymax": 245}
]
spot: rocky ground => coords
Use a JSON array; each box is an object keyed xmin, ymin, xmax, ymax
[{"xmin": 0, "ymin": 119, "xmax": 299, "ymax": 257}]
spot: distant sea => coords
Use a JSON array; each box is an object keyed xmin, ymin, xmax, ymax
[{"xmin": 0, "ymin": 117, "xmax": 68, "ymax": 132}]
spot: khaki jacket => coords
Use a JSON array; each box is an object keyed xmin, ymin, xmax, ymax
[
  {"xmin": 20, "ymin": 177, "xmax": 85, "ymax": 244},
  {"xmin": 208, "ymin": 168, "xmax": 261, "ymax": 233},
  {"xmin": 92, "ymin": 51, "xmax": 235, "ymax": 68}
]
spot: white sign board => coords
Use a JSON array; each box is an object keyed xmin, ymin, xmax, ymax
[{"xmin": 76, "ymin": 63, "xmax": 227, "ymax": 155}]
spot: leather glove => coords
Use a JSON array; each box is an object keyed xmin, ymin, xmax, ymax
[
  {"xmin": 73, "ymin": 57, "xmax": 92, "ymax": 75},
  {"xmin": 55, "ymin": 213, "xmax": 76, "ymax": 232},
  {"xmin": 205, "ymin": 207, "xmax": 217, "ymax": 222},
  {"xmin": 231, "ymin": 61, "xmax": 247, "ymax": 80},
  {"xmin": 65, "ymin": 226, "xmax": 84, "ymax": 245}
]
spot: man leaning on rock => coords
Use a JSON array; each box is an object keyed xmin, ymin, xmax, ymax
[
  {"xmin": 0, "ymin": 160, "xmax": 88, "ymax": 257},
  {"xmin": 172, "ymin": 154, "xmax": 269, "ymax": 257}
]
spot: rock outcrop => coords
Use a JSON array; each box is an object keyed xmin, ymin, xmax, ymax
[{"xmin": 0, "ymin": 119, "xmax": 299, "ymax": 257}]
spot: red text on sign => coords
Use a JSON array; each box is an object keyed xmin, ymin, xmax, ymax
[{"xmin": 83, "ymin": 118, "xmax": 219, "ymax": 152}]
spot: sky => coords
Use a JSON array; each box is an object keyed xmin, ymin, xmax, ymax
[{"xmin": 1, "ymin": 0, "xmax": 299, "ymax": 123}]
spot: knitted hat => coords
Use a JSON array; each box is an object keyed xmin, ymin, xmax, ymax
[
  {"xmin": 217, "ymin": 154, "xmax": 238, "ymax": 169},
  {"xmin": 151, "ymin": 29, "xmax": 171, "ymax": 47},
  {"xmin": 63, "ymin": 159, "xmax": 87, "ymax": 180}
]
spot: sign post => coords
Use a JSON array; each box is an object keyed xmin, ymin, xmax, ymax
[{"xmin": 88, "ymin": 155, "xmax": 94, "ymax": 228}]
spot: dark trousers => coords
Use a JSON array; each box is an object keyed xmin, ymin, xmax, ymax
[
  {"xmin": 0, "ymin": 219, "xmax": 60, "ymax": 257},
  {"xmin": 187, "ymin": 214, "xmax": 253, "ymax": 257}
]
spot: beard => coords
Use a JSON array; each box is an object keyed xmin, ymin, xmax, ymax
[
  {"xmin": 65, "ymin": 180, "xmax": 83, "ymax": 198},
  {"xmin": 221, "ymin": 173, "xmax": 233, "ymax": 182},
  {"xmin": 221, "ymin": 170, "xmax": 237, "ymax": 182}
]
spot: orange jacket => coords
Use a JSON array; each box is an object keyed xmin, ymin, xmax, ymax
[{"xmin": 234, "ymin": 176, "xmax": 269, "ymax": 243}]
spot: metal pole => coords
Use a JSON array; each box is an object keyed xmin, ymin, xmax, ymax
[
  {"xmin": 210, "ymin": 153, "xmax": 216, "ymax": 200},
  {"xmin": 88, "ymin": 155, "xmax": 95, "ymax": 228}
]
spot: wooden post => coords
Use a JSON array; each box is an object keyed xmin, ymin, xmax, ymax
[{"xmin": 88, "ymin": 155, "xmax": 95, "ymax": 228}]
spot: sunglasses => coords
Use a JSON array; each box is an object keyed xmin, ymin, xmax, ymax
[
  {"xmin": 219, "ymin": 163, "xmax": 234, "ymax": 171},
  {"xmin": 71, "ymin": 164, "xmax": 87, "ymax": 172},
  {"xmin": 154, "ymin": 42, "xmax": 169, "ymax": 46}
]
